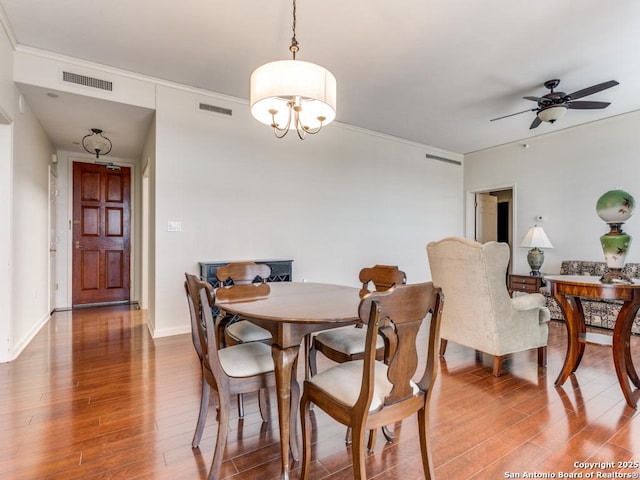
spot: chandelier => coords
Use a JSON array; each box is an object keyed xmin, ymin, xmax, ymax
[
  {"xmin": 82, "ymin": 128, "xmax": 112, "ymax": 159},
  {"xmin": 250, "ymin": 0, "xmax": 336, "ymax": 139}
]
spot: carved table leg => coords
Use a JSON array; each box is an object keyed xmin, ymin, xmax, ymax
[
  {"xmin": 554, "ymin": 293, "xmax": 583, "ymax": 386},
  {"xmin": 271, "ymin": 344, "xmax": 301, "ymax": 480},
  {"xmin": 612, "ymin": 299, "xmax": 640, "ymax": 408}
]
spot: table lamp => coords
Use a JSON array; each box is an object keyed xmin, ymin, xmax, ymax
[
  {"xmin": 520, "ymin": 226, "xmax": 553, "ymax": 276},
  {"xmin": 596, "ymin": 188, "xmax": 635, "ymax": 283}
]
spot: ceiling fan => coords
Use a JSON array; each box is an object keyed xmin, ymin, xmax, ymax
[{"xmin": 491, "ymin": 79, "xmax": 619, "ymax": 129}]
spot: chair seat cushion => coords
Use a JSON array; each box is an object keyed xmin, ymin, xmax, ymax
[
  {"xmin": 218, "ymin": 342, "xmax": 274, "ymax": 378},
  {"xmin": 307, "ymin": 359, "xmax": 419, "ymax": 410},
  {"xmin": 314, "ymin": 326, "xmax": 384, "ymax": 355},
  {"xmin": 226, "ymin": 320, "xmax": 271, "ymax": 343}
]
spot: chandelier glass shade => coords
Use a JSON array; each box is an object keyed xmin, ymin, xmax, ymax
[
  {"xmin": 249, "ymin": 0, "xmax": 336, "ymax": 139},
  {"xmin": 82, "ymin": 128, "xmax": 112, "ymax": 158},
  {"xmin": 537, "ymin": 105, "xmax": 567, "ymax": 123}
]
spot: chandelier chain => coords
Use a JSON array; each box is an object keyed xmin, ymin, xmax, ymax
[{"xmin": 289, "ymin": 0, "xmax": 299, "ymax": 59}]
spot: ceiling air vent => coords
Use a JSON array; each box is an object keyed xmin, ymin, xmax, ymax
[
  {"xmin": 199, "ymin": 102, "xmax": 232, "ymax": 116},
  {"xmin": 425, "ymin": 153, "xmax": 461, "ymax": 166},
  {"xmin": 62, "ymin": 71, "xmax": 113, "ymax": 91}
]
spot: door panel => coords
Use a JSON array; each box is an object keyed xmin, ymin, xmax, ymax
[
  {"xmin": 73, "ymin": 162, "xmax": 131, "ymax": 305},
  {"xmin": 475, "ymin": 193, "xmax": 498, "ymax": 244}
]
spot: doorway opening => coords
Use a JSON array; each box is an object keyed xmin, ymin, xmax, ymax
[{"xmin": 467, "ymin": 186, "xmax": 515, "ymax": 272}]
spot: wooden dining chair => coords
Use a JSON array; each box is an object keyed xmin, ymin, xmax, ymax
[
  {"xmin": 184, "ymin": 273, "xmax": 276, "ymax": 480},
  {"xmin": 307, "ymin": 265, "xmax": 407, "ymax": 379},
  {"xmin": 300, "ymin": 282, "xmax": 444, "ymax": 480},
  {"xmin": 306, "ymin": 265, "xmax": 407, "ymax": 446},
  {"xmin": 215, "ymin": 262, "xmax": 272, "ymax": 348}
]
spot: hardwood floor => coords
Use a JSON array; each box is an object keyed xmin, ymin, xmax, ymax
[{"xmin": 1, "ymin": 306, "xmax": 639, "ymax": 479}]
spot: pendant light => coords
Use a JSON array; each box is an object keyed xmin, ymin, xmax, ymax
[{"xmin": 250, "ymin": 0, "xmax": 336, "ymax": 139}]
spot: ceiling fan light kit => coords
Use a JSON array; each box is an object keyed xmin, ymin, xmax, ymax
[
  {"xmin": 491, "ymin": 78, "xmax": 619, "ymax": 130},
  {"xmin": 537, "ymin": 105, "xmax": 567, "ymax": 123}
]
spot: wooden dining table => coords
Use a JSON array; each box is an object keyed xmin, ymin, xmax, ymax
[
  {"xmin": 215, "ymin": 282, "xmax": 361, "ymax": 480},
  {"xmin": 545, "ymin": 275, "xmax": 640, "ymax": 409}
]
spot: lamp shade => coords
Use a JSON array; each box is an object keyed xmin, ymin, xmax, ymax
[
  {"xmin": 537, "ymin": 105, "xmax": 567, "ymax": 123},
  {"xmin": 250, "ymin": 60, "xmax": 337, "ymax": 130},
  {"xmin": 520, "ymin": 226, "xmax": 554, "ymax": 249}
]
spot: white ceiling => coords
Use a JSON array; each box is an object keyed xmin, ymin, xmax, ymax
[{"xmin": 2, "ymin": 0, "xmax": 640, "ymax": 156}]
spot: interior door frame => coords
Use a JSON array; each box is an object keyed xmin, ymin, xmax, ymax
[
  {"xmin": 66, "ymin": 158, "xmax": 137, "ymax": 308},
  {"xmin": 48, "ymin": 165, "xmax": 58, "ymax": 313},
  {"xmin": 465, "ymin": 183, "xmax": 517, "ymax": 272}
]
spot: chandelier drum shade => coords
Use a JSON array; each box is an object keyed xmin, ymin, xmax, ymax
[
  {"xmin": 249, "ymin": 0, "xmax": 336, "ymax": 139},
  {"xmin": 250, "ymin": 60, "xmax": 336, "ymax": 133},
  {"xmin": 82, "ymin": 128, "xmax": 112, "ymax": 159}
]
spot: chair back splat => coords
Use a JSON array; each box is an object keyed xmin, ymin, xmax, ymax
[
  {"xmin": 358, "ymin": 264, "xmax": 407, "ymax": 298},
  {"xmin": 215, "ymin": 261, "xmax": 272, "ymax": 303}
]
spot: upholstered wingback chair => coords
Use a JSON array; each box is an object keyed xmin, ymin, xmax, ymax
[{"xmin": 426, "ymin": 237, "xmax": 550, "ymax": 376}]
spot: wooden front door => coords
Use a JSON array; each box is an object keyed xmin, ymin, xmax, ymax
[{"xmin": 72, "ymin": 162, "xmax": 131, "ymax": 306}]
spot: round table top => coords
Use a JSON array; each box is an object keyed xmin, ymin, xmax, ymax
[{"xmin": 214, "ymin": 282, "xmax": 362, "ymax": 324}]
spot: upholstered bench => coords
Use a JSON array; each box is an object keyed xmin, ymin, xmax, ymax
[{"xmin": 543, "ymin": 260, "xmax": 640, "ymax": 334}]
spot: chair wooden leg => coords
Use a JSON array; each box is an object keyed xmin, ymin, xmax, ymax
[
  {"xmin": 367, "ymin": 429, "xmax": 376, "ymax": 451},
  {"xmin": 307, "ymin": 337, "xmax": 318, "ymax": 380},
  {"xmin": 237, "ymin": 393, "xmax": 244, "ymax": 418},
  {"xmin": 351, "ymin": 423, "xmax": 368, "ymax": 480},
  {"xmin": 345, "ymin": 426, "xmax": 352, "ymax": 445},
  {"xmin": 258, "ymin": 388, "xmax": 270, "ymax": 422},
  {"xmin": 439, "ymin": 338, "xmax": 448, "ymax": 356},
  {"xmin": 208, "ymin": 394, "xmax": 230, "ymax": 480},
  {"xmin": 538, "ymin": 346, "xmax": 547, "ymax": 367},
  {"xmin": 417, "ymin": 407, "xmax": 435, "ymax": 480},
  {"xmin": 492, "ymin": 355, "xmax": 504, "ymax": 377},
  {"xmin": 381, "ymin": 424, "xmax": 395, "ymax": 443},
  {"xmin": 300, "ymin": 393, "xmax": 313, "ymax": 480},
  {"xmin": 192, "ymin": 377, "xmax": 210, "ymax": 448}
]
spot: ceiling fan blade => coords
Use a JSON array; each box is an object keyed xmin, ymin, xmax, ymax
[
  {"xmin": 568, "ymin": 80, "xmax": 619, "ymax": 100},
  {"xmin": 566, "ymin": 100, "xmax": 611, "ymax": 110},
  {"xmin": 523, "ymin": 96, "xmax": 540, "ymax": 102},
  {"xmin": 490, "ymin": 108, "xmax": 536, "ymax": 122},
  {"xmin": 529, "ymin": 116, "xmax": 542, "ymax": 130}
]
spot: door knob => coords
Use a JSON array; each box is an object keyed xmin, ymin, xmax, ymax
[{"xmin": 75, "ymin": 241, "xmax": 82, "ymax": 249}]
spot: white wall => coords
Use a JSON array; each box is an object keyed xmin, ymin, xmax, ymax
[
  {"xmin": 10, "ymin": 86, "xmax": 54, "ymax": 358},
  {"xmin": 465, "ymin": 110, "xmax": 640, "ymax": 275},
  {"xmin": 153, "ymin": 85, "xmax": 463, "ymax": 336},
  {"xmin": 0, "ymin": 123, "xmax": 11, "ymax": 360},
  {"xmin": 0, "ymin": 11, "xmax": 14, "ymax": 362}
]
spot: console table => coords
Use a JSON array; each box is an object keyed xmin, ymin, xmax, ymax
[
  {"xmin": 545, "ymin": 274, "xmax": 640, "ymax": 408},
  {"xmin": 199, "ymin": 259, "xmax": 293, "ymax": 287}
]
